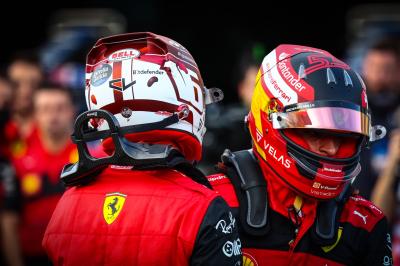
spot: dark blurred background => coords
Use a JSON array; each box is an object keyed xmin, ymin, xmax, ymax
[
  {"xmin": 3, "ymin": 1, "xmax": 400, "ymax": 265},
  {"xmin": 1, "ymin": 0, "xmax": 399, "ymax": 103}
]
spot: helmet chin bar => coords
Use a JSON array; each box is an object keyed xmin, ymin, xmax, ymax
[
  {"xmin": 288, "ymin": 151, "xmax": 362, "ymax": 182},
  {"xmin": 61, "ymin": 109, "xmax": 188, "ymax": 187},
  {"xmin": 280, "ymin": 130, "xmax": 362, "ymax": 185}
]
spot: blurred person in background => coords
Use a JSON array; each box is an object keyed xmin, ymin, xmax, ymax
[
  {"xmin": 5, "ymin": 52, "xmax": 43, "ymax": 159},
  {"xmin": 1, "ymin": 83, "xmax": 77, "ymax": 266},
  {"xmin": 372, "ymin": 127, "xmax": 400, "ymax": 265},
  {"xmin": 0, "ymin": 73, "xmax": 14, "ymax": 265},
  {"xmin": 353, "ymin": 37, "xmax": 400, "ymax": 199},
  {"xmin": 200, "ymin": 43, "xmax": 265, "ymax": 173},
  {"xmin": 0, "ymin": 73, "xmax": 13, "ymax": 152}
]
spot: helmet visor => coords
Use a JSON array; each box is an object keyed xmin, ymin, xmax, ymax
[{"xmin": 271, "ymin": 101, "xmax": 370, "ymax": 137}]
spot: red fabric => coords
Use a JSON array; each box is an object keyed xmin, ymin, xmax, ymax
[
  {"xmin": 259, "ymin": 164, "xmax": 317, "ymax": 250},
  {"xmin": 242, "ymin": 249, "xmax": 345, "ymax": 266},
  {"xmin": 339, "ymin": 195, "xmax": 385, "ymax": 232},
  {"xmin": 43, "ymin": 166, "xmax": 217, "ymax": 266},
  {"xmin": 2, "ymin": 120, "xmax": 36, "ymax": 158},
  {"xmin": 208, "ymin": 163, "xmax": 385, "ymax": 265},
  {"xmin": 10, "ymin": 130, "xmax": 77, "ymax": 257},
  {"xmin": 207, "ymin": 174, "xmax": 239, "ymax": 208}
]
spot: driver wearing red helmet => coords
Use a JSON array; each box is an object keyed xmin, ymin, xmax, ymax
[
  {"xmin": 208, "ymin": 45, "xmax": 392, "ymax": 265},
  {"xmin": 42, "ymin": 32, "xmax": 242, "ymax": 265}
]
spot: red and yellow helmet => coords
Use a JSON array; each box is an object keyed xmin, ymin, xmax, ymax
[{"xmin": 248, "ymin": 44, "xmax": 385, "ymax": 200}]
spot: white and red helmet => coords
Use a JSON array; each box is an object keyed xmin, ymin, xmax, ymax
[
  {"xmin": 248, "ymin": 44, "xmax": 385, "ymax": 200},
  {"xmin": 85, "ymin": 32, "xmax": 222, "ymax": 162}
]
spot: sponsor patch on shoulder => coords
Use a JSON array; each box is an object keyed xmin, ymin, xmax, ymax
[
  {"xmin": 207, "ymin": 174, "xmax": 228, "ymax": 183},
  {"xmin": 340, "ymin": 195, "xmax": 385, "ymax": 232}
]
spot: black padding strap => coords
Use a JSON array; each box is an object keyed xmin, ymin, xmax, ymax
[
  {"xmin": 221, "ymin": 149, "xmax": 270, "ymax": 236},
  {"xmin": 312, "ymin": 184, "xmax": 352, "ymax": 245}
]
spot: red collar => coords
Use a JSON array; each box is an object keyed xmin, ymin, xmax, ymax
[{"xmin": 260, "ymin": 162, "xmax": 318, "ymax": 248}]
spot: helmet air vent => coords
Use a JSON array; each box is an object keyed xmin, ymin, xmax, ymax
[
  {"xmin": 343, "ymin": 70, "xmax": 353, "ymax": 87},
  {"xmin": 326, "ymin": 68, "xmax": 337, "ymax": 84},
  {"xmin": 298, "ymin": 63, "xmax": 307, "ymax": 79}
]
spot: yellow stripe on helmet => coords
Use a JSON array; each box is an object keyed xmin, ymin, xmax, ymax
[{"xmin": 250, "ymin": 69, "xmax": 271, "ymax": 161}]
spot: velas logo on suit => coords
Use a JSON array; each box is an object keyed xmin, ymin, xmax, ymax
[{"xmin": 103, "ymin": 192, "xmax": 127, "ymax": 224}]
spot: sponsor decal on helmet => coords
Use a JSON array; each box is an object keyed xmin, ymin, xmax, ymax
[
  {"xmin": 312, "ymin": 182, "xmax": 339, "ymax": 191},
  {"xmin": 109, "ymin": 78, "xmax": 136, "ymax": 92},
  {"xmin": 265, "ymin": 63, "xmax": 293, "ymax": 102},
  {"xmin": 278, "ymin": 52, "xmax": 289, "ymax": 61},
  {"xmin": 132, "ymin": 69, "xmax": 164, "ymax": 75},
  {"xmin": 277, "ymin": 61, "xmax": 306, "ymax": 92},
  {"xmin": 103, "ymin": 192, "xmax": 127, "ymax": 224},
  {"xmin": 322, "ymin": 167, "xmax": 341, "ymax": 173},
  {"xmin": 91, "ymin": 64, "xmax": 112, "ymax": 86},
  {"xmin": 310, "ymin": 189, "xmax": 336, "ymax": 198},
  {"xmin": 108, "ymin": 49, "xmax": 140, "ymax": 62},
  {"xmin": 256, "ymin": 129, "xmax": 291, "ymax": 168}
]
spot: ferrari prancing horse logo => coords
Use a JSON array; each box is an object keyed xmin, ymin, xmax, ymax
[{"xmin": 103, "ymin": 192, "xmax": 127, "ymax": 224}]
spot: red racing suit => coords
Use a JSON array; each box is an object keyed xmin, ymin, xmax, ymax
[
  {"xmin": 43, "ymin": 165, "xmax": 242, "ymax": 265},
  {"xmin": 208, "ymin": 150, "xmax": 393, "ymax": 266}
]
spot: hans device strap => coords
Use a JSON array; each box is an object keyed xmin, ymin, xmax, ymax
[
  {"xmin": 61, "ymin": 109, "xmax": 211, "ymax": 189},
  {"xmin": 311, "ymin": 184, "xmax": 351, "ymax": 246},
  {"xmin": 221, "ymin": 149, "xmax": 270, "ymax": 236},
  {"xmin": 222, "ymin": 149, "xmax": 349, "ymax": 243}
]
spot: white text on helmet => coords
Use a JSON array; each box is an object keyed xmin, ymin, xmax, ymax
[
  {"xmin": 278, "ymin": 61, "xmax": 306, "ymax": 92},
  {"xmin": 108, "ymin": 49, "xmax": 140, "ymax": 61},
  {"xmin": 312, "ymin": 182, "xmax": 339, "ymax": 191},
  {"xmin": 266, "ymin": 63, "xmax": 292, "ymax": 102},
  {"xmin": 256, "ymin": 129, "xmax": 292, "ymax": 168},
  {"xmin": 264, "ymin": 142, "xmax": 291, "ymax": 169}
]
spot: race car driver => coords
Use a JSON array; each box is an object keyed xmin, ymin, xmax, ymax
[
  {"xmin": 208, "ymin": 44, "xmax": 392, "ymax": 266},
  {"xmin": 42, "ymin": 32, "xmax": 242, "ymax": 265}
]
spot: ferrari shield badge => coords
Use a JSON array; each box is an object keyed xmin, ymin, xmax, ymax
[{"xmin": 103, "ymin": 192, "xmax": 127, "ymax": 224}]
